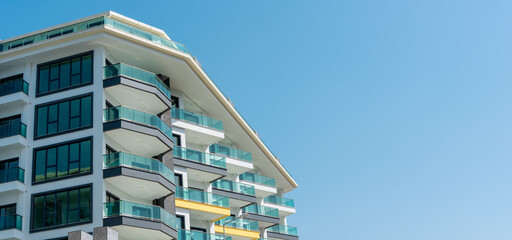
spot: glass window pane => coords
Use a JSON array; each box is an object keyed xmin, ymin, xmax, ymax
[
  {"xmin": 57, "ymin": 145, "xmax": 69, "ymax": 177},
  {"xmin": 58, "ymin": 101, "xmax": 70, "ymax": 131},
  {"xmin": 80, "ymin": 140, "xmax": 91, "ymax": 172},
  {"xmin": 69, "ymin": 189, "xmax": 79, "ymax": 209},
  {"xmin": 33, "ymin": 196, "xmax": 45, "ymax": 228},
  {"xmin": 80, "ymin": 96, "xmax": 91, "ymax": 127},
  {"xmin": 36, "ymin": 106, "xmax": 48, "ymax": 137},
  {"xmin": 38, "ymin": 66, "xmax": 49, "ymax": 93},
  {"xmin": 70, "ymin": 143, "xmax": 79, "ymax": 162},
  {"xmin": 48, "ymin": 104, "xmax": 58, "ymax": 122},
  {"xmin": 35, "ymin": 150, "xmax": 46, "ymax": 182},
  {"xmin": 81, "ymin": 55, "xmax": 92, "ymax": 84},
  {"xmin": 46, "ymin": 148, "xmax": 56, "ymax": 179},
  {"xmin": 79, "ymin": 187, "xmax": 91, "ymax": 221},
  {"xmin": 56, "ymin": 192, "xmax": 68, "ymax": 225},
  {"xmin": 69, "ymin": 162, "xmax": 79, "ymax": 174},
  {"xmin": 71, "ymin": 74, "xmax": 81, "ymax": 86},
  {"xmin": 71, "ymin": 58, "xmax": 81, "ymax": 75},
  {"xmin": 45, "ymin": 194, "xmax": 55, "ymax": 227},
  {"xmin": 60, "ymin": 60, "xmax": 70, "ymax": 88},
  {"xmin": 70, "ymin": 99, "xmax": 80, "ymax": 117}
]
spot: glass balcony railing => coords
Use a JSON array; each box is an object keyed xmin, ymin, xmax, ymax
[
  {"xmin": 0, "ymin": 167, "xmax": 24, "ymax": 184},
  {"xmin": 103, "ymin": 106, "xmax": 173, "ymax": 138},
  {"xmin": 212, "ymin": 179, "xmax": 255, "ymax": 196},
  {"xmin": 103, "ymin": 152, "xmax": 174, "ymax": 183},
  {"xmin": 178, "ymin": 229, "xmax": 231, "ymax": 240},
  {"xmin": 242, "ymin": 204, "xmax": 279, "ymax": 218},
  {"xmin": 238, "ymin": 172, "xmax": 276, "ymax": 187},
  {"xmin": 0, "ymin": 78, "xmax": 29, "ymax": 97},
  {"xmin": 103, "ymin": 63, "xmax": 171, "ymax": 99},
  {"xmin": 175, "ymin": 186, "xmax": 229, "ymax": 208},
  {"xmin": 103, "ymin": 17, "xmax": 191, "ymax": 55},
  {"xmin": 0, "ymin": 17, "xmax": 105, "ymax": 52},
  {"xmin": 0, "ymin": 122, "xmax": 27, "ymax": 139},
  {"xmin": 171, "ymin": 108, "xmax": 223, "ymax": 131},
  {"xmin": 266, "ymin": 225, "xmax": 298, "ymax": 236},
  {"xmin": 215, "ymin": 216, "xmax": 259, "ymax": 231},
  {"xmin": 209, "ymin": 144, "xmax": 252, "ymax": 162},
  {"xmin": 264, "ymin": 195, "xmax": 295, "ymax": 208},
  {"xmin": 173, "ymin": 146, "xmax": 226, "ymax": 168},
  {"xmin": 0, "ymin": 214, "xmax": 22, "ymax": 231},
  {"xmin": 103, "ymin": 201, "xmax": 176, "ymax": 229}
]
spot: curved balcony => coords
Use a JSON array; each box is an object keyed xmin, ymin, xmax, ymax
[
  {"xmin": 242, "ymin": 205, "xmax": 279, "ymax": 228},
  {"xmin": 171, "ymin": 108, "xmax": 224, "ymax": 145},
  {"xmin": 238, "ymin": 172, "xmax": 277, "ymax": 197},
  {"xmin": 266, "ymin": 225, "xmax": 298, "ymax": 240},
  {"xmin": 214, "ymin": 216, "xmax": 260, "ymax": 240},
  {"xmin": 103, "ymin": 106, "xmax": 173, "ymax": 157},
  {"xmin": 209, "ymin": 144, "xmax": 253, "ymax": 174},
  {"xmin": 212, "ymin": 179, "xmax": 256, "ymax": 207},
  {"xmin": 103, "ymin": 152, "xmax": 175, "ymax": 201},
  {"xmin": 175, "ymin": 187, "xmax": 230, "ymax": 221},
  {"xmin": 103, "ymin": 200, "xmax": 177, "ymax": 240},
  {"xmin": 262, "ymin": 196, "xmax": 296, "ymax": 217},
  {"xmin": 0, "ymin": 122, "xmax": 27, "ymax": 150},
  {"xmin": 173, "ymin": 146, "xmax": 227, "ymax": 182},
  {"xmin": 104, "ymin": 63, "xmax": 172, "ymax": 115}
]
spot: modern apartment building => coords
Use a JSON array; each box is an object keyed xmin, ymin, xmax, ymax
[{"xmin": 0, "ymin": 11, "xmax": 298, "ymax": 240}]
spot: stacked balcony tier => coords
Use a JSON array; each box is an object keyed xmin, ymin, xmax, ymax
[
  {"xmin": 171, "ymin": 108, "xmax": 224, "ymax": 145},
  {"xmin": 209, "ymin": 144, "xmax": 253, "ymax": 174},
  {"xmin": 238, "ymin": 172, "xmax": 277, "ymax": 197},
  {"xmin": 175, "ymin": 187, "xmax": 230, "ymax": 221},
  {"xmin": 173, "ymin": 146, "xmax": 227, "ymax": 182},
  {"xmin": 211, "ymin": 179, "xmax": 256, "ymax": 207}
]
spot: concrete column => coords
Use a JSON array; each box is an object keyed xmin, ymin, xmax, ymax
[
  {"xmin": 93, "ymin": 227, "xmax": 119, "ymax": 240},
  {"xmin": 68, "ymin": 230, "xmax": 93, "ymax": 240}
]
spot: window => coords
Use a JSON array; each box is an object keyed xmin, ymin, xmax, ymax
[
  {"xmin": 32, "ymin": 185, "xmax": 91, "ymax": 231},
  {"xmin": 35, "ymin": 94, "xmax": 92, "ymax": 138},
  {"xmin": 175, "ymin": 173, "xmax": 183, "ymax": 187},
  {"xmin": 0, "ymin": 204, "xmax": 16, "ymax": 230},
  {"xmin": 37, "ymin": 52, "xmax": 93, "ymax": 95},
  {"xmin": 33, "ymin": 138, "xmax": 92, "ymax": 183},
  {"xmin": 172, "ymin": 134, "xmax": 181, "ymax": 147},
  {"xmin": 176, "ymin": 215, "xmax": 185, "ymax": 229},
  {"xmin": 171, "ymin": 96, "xmax": 179, "ymax": 108},
  {"xmin": 106, "ymin": 192, "xmax": 119, "ymax": 203},
  {"xmin": 0, "ymin": 158, "xmax": 20, "ymax": 183}
]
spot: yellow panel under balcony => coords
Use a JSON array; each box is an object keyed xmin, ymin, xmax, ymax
[
  {"xmin": 214, "ymin": 225, "xmax": 260, "ymax": 239},
  {"xmin": 175, "ymin": 199, "xmax": 231, "ymax": 216}
]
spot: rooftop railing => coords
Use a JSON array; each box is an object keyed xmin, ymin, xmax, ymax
[
  {"xmin": 175, "ymin": 186, "xmax": 229, "ymax": 208},
  {"xmin": 266, "ymin": 225, "xmax": 298, "ymax": 236},
  {"xmin": 103, "ymin": 152, "xmax": 174, "ymax": 183},
  {"xmin": 238, "ymin": 172, "xmax": 276, "ymax": 187},
  {"xmin": 173, "ymin": 146, "xmax": 226, "ymax": 168},
  {"xmin": 263, "ymin": 195, "xmax": 295, "ymax": 208},
  {"xmin": 215, "ymin": 216, "xmax": 259, "ymax": 231},
  {"xmin": 103, "ymin": 106, "xmax": 173, "ymax": 138},
  {"xmin": 209, "ymin": 144, "xmax": 252, "ymax": 162},
  {"xmin": 171, "ymin": 108, "xmax": 223, "ymax": 131},
  {"xmin": 212, "ymin": 179, "xmax": 255, "ymax": 196},
  {"xmin": 242, "ymin": 204, "xmax": 279, "ymax": 218},
  {"xmin": 104, "ymin": 63, "xmax": 171, "ymax": 99},
  {"xmin": 103, "ymin": 201, "xmax": 176, "ymax": 228}
]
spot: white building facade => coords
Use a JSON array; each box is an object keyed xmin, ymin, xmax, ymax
[{"xmin": 0, "ymin": 11, "xmax": 298, "ymax": 240}]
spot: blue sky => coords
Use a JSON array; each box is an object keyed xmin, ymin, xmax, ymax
[{"xmin": 3, "ymin": 0, "xmax": 512, "ymax": 239}]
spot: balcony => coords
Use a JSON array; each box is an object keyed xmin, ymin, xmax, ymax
[
  {"xmin": 0, "ymin": 214, "xmax": 22, "ymax": 240},
  {"xmin": 104, "ymin": 63, "xmax": 172, "ymax": 115},
  {"xmin": 266, "ymin": 225, "xmax": 298, "ymax": 240},
  {"xmin": 0, "ymin": 166, "xmax": 25, "ymax": 194},
  {"xmin": 0, "ymin": 122, "xmax": 27, "ymax": 150},
  {"xmin": 178, "ymin": 229, "xmax": 231, "ymax": 240},
  {"xmin": 103, "ymin": 200, "xmax": 177, "ymax": 240},
  {"xmin": 173, "ymin": 146, "xmax": 227, "ymax": 182},
  {"xmin": 103, "ymin": 152, "xmax": 175, "ymax": 201},
  {"xmin": 103, "ymin": 106, "xmax": 173, "ymax": 157},
  {"xmin": 175, "ymin": 187, "xmax": 230, "ymax": 221},
  {"xmin": 209, "ymin": 144, "xmax": 253, "ymax": 174},
  {"xmin": 238, "ymin": 172, "xmax": 277, "ymax": 197},
  {"xmin": 0, "ymin": 77, "xmax": 29, "ymax": 110},
  {"xmin": 242, "ymin": 205, "xmax": 279, "ymax": 228},
  {"xmin": 214, "ymin": 216, "xmax": 260, "ymax": 240},
  {"xmin": 171, "ymin": 108, "xmax": 224, "ymax": 145},
  {"xmin": 262, "ymin": 196, "xmax": 296, "ymax": 217},
  {"xmin": 212, "ymin": 179, "xmax": 256, "ymax": 207}
]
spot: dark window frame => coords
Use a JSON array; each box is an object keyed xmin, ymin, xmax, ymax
[
  {"xmin": 36, "ymin": 51, "xmax": 94, "ymax": 97},
  {"xmin": 34, "ymin": 93, "xmax": 93, "ymax": 140},
  {"xmin": 32, "ymin": 136, "xmax": 93, "ymax": 185},
  {"xmin": 30, "ymin": 184, "xmax": 93, "ymax": 233},
  {"xmin": 172, "ymin": 134, "xmax": 181, "ymax": 147},
  {"xmin": 171, "ymin": 96, "xmax": 179, "ymax": 108}
]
